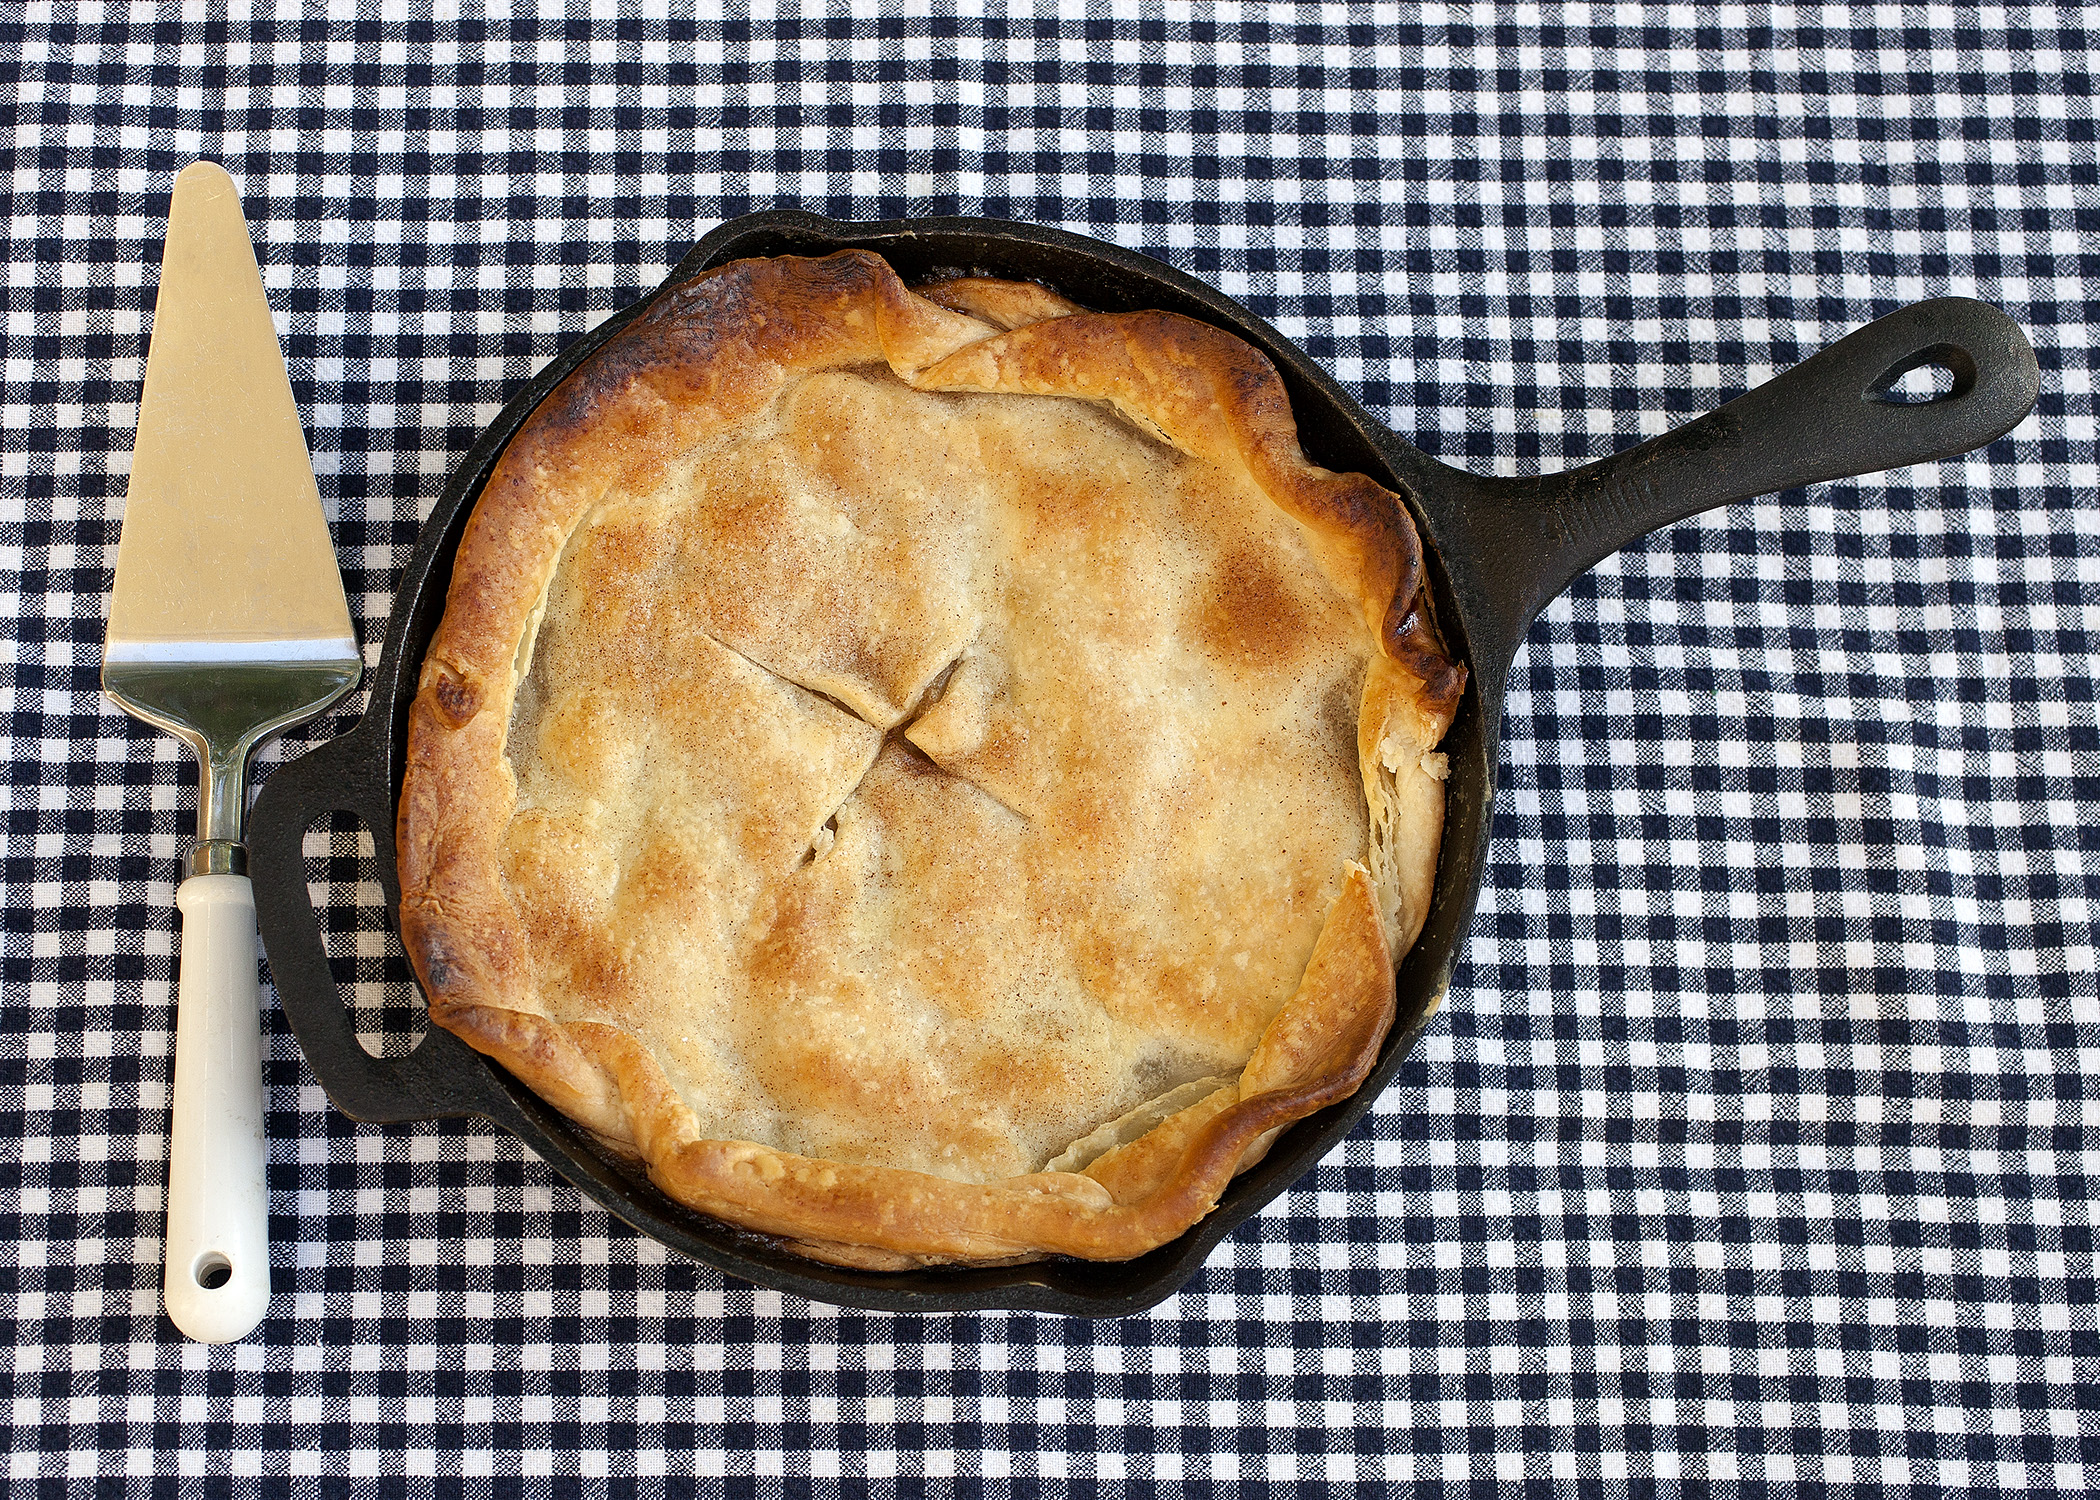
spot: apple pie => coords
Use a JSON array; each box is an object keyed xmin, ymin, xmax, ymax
[{"xmin": 397, "ymin": 250, "xmax": 1465, "ymax": 1268}]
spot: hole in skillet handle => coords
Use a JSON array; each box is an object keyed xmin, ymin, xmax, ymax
[
  {"xmin": 1866, "ymin": 343, "xmax": 1976, "ymax": 406},
  {"xmin": 303, "ymin": 810, "xmax": 429, "ymax": 1059}
]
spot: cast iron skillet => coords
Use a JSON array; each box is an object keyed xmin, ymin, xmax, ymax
[{"xmin": 249, "ymin": 212, "xmax": 2039, "ymax": 1316}]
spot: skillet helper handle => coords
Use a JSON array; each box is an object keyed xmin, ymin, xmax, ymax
[
  {"xmin": 248, "ymin": 726, "xmax": 506, "ymax": 1124},
  {"xmin": 1489, "ymin": 296, "xmax": 2040, "ymax": 637}
]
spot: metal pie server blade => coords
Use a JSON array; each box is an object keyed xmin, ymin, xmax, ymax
[{"xmin": 103, "ymin": 161, "xmax": 360, "ymax": 1344}]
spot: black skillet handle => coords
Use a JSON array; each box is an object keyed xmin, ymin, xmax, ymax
[
  {"xmin": 1456, "ymin": 297, "xmax": 2040, "ymax": 677},
  {"xmin": 249, "ymin": 724, "xmax": 511, "ymax": 1124}
]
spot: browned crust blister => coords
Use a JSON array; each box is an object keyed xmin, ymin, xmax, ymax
[{"xmin": 397, "ymin": 251, "xmax": 1464, "ymax": 1266}]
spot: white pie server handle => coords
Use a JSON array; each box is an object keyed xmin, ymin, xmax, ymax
[{"xmin": 163, "ymin": 873, "xmax": 271, "ymax": 1343}]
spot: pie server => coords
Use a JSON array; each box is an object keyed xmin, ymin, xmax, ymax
[
  {"xmin": 104, "ymin": 162, "xmax": 360, "ymax": 1342},
  {"xmin": 247, "ymin": 213, "xmax": 2038, "ymax": 1317}
]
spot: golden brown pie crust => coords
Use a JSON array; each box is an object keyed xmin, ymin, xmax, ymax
[{"xmin": 397, "ymin": 251, "xmax": 1464, "ymax": 1268}]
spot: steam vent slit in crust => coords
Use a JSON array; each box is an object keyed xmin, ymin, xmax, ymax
[{"xmin": 398, "ymin": 251, "xmax": 1465, "ymax": 1269}]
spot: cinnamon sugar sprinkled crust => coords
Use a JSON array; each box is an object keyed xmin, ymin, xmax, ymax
[{"xmin": 397, "ymin": 252, "xmax": 1463, "ymax": 1265}]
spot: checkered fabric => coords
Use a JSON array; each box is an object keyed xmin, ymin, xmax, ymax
[{"xmin": 3, "ymin": 0, "xmax": 2096, "ymax": 1490}]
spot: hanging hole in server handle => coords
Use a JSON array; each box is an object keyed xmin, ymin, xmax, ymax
[{"xmin": 193, "ymin": 1252, "xmax": 233, "ymax": 1291}]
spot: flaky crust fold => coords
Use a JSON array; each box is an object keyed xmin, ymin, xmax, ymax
[{"xmin": 398, "ymin": 251, "xmax": 1464, "ymax": 1265}]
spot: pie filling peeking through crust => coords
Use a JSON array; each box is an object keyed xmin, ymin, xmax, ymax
[{"xmin": 398, "ymin": 251, "xmax": 1465, "ymax": 1268}]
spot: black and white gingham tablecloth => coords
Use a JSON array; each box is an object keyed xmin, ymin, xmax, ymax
[{"xmin": 5, "ymin": 2, "xmax": 2097, "ymax": 1491}]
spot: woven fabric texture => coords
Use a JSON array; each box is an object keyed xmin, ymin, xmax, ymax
[{"xmin": 4, "ymin": 2, "xmax": 2098, "ymax": 1492}]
